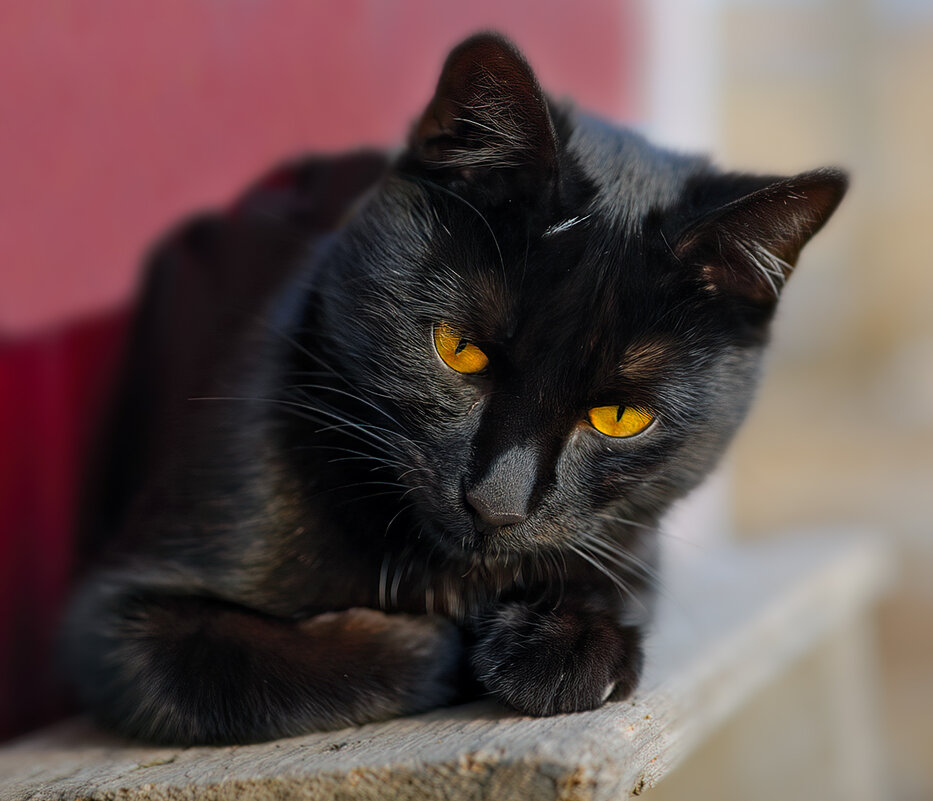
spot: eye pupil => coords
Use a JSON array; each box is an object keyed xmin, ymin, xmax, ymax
[
  {"xmin": 616, "ymin": 406, "xmax": 624, "ymax": 422},
  {"xmin": 454, "ymin": 339, "xmax": 468, "ymax": 355}
]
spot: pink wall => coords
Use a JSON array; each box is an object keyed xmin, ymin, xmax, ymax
[{"xmin": 1, "ymin": 1, "xmax": 640, "ymax": 337}]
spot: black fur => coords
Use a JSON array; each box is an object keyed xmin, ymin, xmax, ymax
[{"xmin": 63, "ymin": 33, "xmax": 847, "ymax": 745}]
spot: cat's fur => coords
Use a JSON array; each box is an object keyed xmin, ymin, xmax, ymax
[{"xmin": 63, "ymin": 33, "xmax": 847, "ymax": 745}]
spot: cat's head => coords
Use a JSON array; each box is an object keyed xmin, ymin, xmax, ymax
[{"xmin": 313, "ymin": 33, "xmax": 847, "ymax": 557}]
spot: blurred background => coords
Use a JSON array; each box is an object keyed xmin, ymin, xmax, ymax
[{"xmin": 1, "ymin": 1, "xmax": 930, "ymax": 797}]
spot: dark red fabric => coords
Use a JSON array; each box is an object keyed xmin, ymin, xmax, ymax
[{"xmin": 0, "ymin": 312, "xmax": 129, "ymax": 740}]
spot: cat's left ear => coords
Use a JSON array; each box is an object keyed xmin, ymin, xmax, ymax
[
  {"xmin": 407, "ymin": 33, "xmax": 558, "ymax": 184},
  {"xmin": 675, "ymin": 168, "xmax": 848, "ymax": 305}
]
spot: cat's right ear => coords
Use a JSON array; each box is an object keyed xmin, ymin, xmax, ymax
[
  {"xmin": 673, "ymin": 168, "xmax": 848, "ymax": 308},
  {"xmin": 406, "ymin": 33, "xmax": 558, "ymax": 185}
]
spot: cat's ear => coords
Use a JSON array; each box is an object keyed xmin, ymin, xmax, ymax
[
  {"xmin": 408, "ymin": 33, "xmax": 558, "ymax": 181},
  {"xmin": 674, "ymin": 168, "xmax": 848, "ymax": 305}
]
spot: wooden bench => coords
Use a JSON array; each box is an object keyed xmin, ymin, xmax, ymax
[{"xmin": 0, "ymin": 533, "xmax": 890, "ymax": 800}]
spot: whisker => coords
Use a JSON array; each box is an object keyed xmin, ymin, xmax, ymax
[
  {"xmin": 592, "ymin": 512, "xmax": 655, "ymax": 531},
  {"xmin": 405, "ymin": 175, "xmax": 506, "ymax": 278},
  {"xmin": 384, "ymin": 502, "xmax": 415, "ymax": 540},
  {"xmin": 287, "ymin": 382, "xmax": 405, "ymax": 429},
  {"xmin": 301, "ymin": 479, "xmax": 411, "ymax": 507},
  {"xmin": 565, "ymin": 543, "xmax": 646, "ymax": 612},
  {"xmin": 378, "ymin": 553, "xmax": 389, "ymax": 611},
  {"xmin": 189, "ymin": 395, "xmax": 390, "ymax": 452},
  {"xmin": 387, "ymin": 540, "xmax": 415, "ymax": 608},
  {"xmin": 579, "ymin": 534, "xmax": 666, "ymax": 592},
  {"xmin": 580, "ymin": 533, "xmax": 691, "ymax": 617},
  {"xmin": 595, "ymin": 512, "xmax": 707, "ymax": 550},
  {"xmin": 398, "ymin": 484, "xmax": 428, "ymax": 501},
  {"xmin": 284, "ymin": 386, "xmax": 428, "ymax": 456},
  {"xmin": 288, "ymin": 443, "xmax": 416, "ymax": 479}
]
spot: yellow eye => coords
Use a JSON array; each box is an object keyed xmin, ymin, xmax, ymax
[
  {"xmin": 433, "ymin": 322, "xmax": 489, "ymax": 374},
  {"xmin": 588, "ymin": 405, "xmax": 655, "ymax": 438}
]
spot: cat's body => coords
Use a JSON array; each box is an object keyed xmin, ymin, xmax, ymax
[{"xmin": 64, "ymin": 34, "xmax": 847, "ymax": 745}]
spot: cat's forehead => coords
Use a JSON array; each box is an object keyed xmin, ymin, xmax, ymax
[
  {"xmin": 564, "ymin": 115, "xmax": 706, "ymax": 232},
  {"xmin": 482, "ymin": 241, "xmax": 685, "ymax": 379},
  {"xmin": 516, "ymin": 283, "xmax": 668, "ymax": 362}
]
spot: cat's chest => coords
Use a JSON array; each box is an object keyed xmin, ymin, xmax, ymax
[
  {"xmin": 286, "ymin": 537, "xmax": 533, "ymax": 622},
  {"xmin": 367, "ymin": 548, "xmax": 550, "ymax": 622}
]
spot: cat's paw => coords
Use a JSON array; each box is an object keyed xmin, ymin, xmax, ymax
[
  {"xmin": 301, "ymin": 608, "xmax": 468, "ymax": 714},
  {"xmin": 471, "ymin": 602, "xmax": 643, "ymax": 716}
]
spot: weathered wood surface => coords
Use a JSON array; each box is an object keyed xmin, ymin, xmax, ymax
[{"xmin": 0, "ymin": 533, "xmax": 891, "ymax": 801}]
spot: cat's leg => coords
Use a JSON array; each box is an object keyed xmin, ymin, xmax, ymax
[
  {"xmin": 469, "ymin": 592, "xmax": 645, "ymax": 716},
  {"xmin": 62, "ymin": 581, "xmax": 465, "ymax": 745}
]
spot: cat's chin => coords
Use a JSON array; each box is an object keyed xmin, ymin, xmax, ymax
[
  {"xmin": 429, "ymin": 521, "xmax": 548, "ymax": 564},
  {"xmin": 453, "ymin": 541, "xmax": 533, "ymax": 576}
]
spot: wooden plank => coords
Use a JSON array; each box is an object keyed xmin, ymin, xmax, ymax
[
  {"xmin": 638, "ymin": 617, "xmax": 885, "ymax": 801},
  {"xmin": 0, "ymin": 533, "xmax": 891, "ymax": 801}
]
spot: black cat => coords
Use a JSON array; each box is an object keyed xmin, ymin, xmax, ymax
[{"xmin": 63, "ymin": 33, "xmax": 847, "ymax": 745}]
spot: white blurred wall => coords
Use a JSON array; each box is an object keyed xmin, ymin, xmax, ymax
[{"xmin": 639, "ymin": 0, "xmax": 933, "ymax": 797}]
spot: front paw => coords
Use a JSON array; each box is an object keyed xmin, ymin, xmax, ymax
[{"xmin": 471, "ymin": 603, "xmax": 643, "ymax": 716}]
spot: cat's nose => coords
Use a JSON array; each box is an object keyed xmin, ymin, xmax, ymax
[
  {"xmin": 464, "ymin": 488, "xmax": 528, "ymax": 529},
  {"xmin": 464, "ymin": 444, "xmax": 537, "ymax": 529}
]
